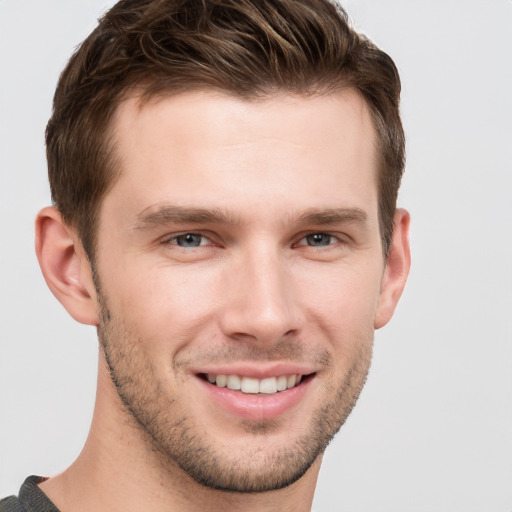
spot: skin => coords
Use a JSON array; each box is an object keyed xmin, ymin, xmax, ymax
[{"xmin": 35, "ymin": 90, "xmax": 410, "ymax": 512}]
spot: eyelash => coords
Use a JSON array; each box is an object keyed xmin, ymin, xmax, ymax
[
  {"xmin": 164, "ymin": 232, "xmax": 216, "ymax": 249},
  {"xmin": 294, "ymin": 233, "xmax": 341, "ymax": 248},
  {"xmin": 163, "ymin": 231, "xmax": 344, "ymax": 249}
]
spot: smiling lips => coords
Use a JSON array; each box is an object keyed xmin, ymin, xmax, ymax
[
  {"xmin": 198, "ymin": 370, "xmax": 314, "ymax": 421},
  {"xmin": 205, "ymin": 374, "xmax": 304, "ymax": 395}
]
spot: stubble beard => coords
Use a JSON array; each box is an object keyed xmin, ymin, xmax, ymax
[{"xmin": 96, "ymin": 292, "xmax": 373, "ymax": 493}]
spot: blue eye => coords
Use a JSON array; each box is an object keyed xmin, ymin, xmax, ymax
[
  {"xmin": 304, "ymin": 233, "xmax": 333, "ymax": 247},
  {"xmin": 172, "ymin": 233, "xmax": 206, "ymax": 248}
]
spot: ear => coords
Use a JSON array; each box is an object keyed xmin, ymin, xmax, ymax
[
  {"xmin": 35, "ymin": 206, "xmax": 99, "ymax": 326},
  {"xmin": 374, "ymin": 209, "xmax": 411, "ymax": 329}
]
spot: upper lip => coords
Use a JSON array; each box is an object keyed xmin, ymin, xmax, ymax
[{"xmin": 192, "ymin": 362, "xmax": 318, "ymax": 379}]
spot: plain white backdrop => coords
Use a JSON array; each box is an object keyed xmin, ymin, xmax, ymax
[{"xmin": 1, "ymin": 1, "xmax": 511, "ymax": 511}]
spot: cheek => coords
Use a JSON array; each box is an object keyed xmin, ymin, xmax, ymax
[
  {"xmin": 297, "ymin": 263, "xmax": 382, "ymax": 346},
  {"xmin": 103, "ymin": 261, "xmax": 222, "ymax": 345},
  {"xmin": 301, "ymin": 261, "xmax": 381, "ymax": 312}
]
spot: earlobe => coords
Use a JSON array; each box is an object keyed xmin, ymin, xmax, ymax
[
  {"xmin": 374, "ymin": 209, "xmax": 411, "ymax": 329},
  {"xmin": 35, "ymin": 206, "xmax": 99, "ymax": 326}
]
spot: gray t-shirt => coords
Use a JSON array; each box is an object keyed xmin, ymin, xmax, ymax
[{"xmin": 0, "ymin": 477, "xmax": 59, "ymax": 512}]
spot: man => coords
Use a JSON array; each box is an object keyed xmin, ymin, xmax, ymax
[{"xmin": 1, "ymin": 0, "xmax": 410, "ymax": 510}]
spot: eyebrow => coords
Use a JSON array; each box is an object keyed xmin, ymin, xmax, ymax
[
  {"xmin": 295, "ymin": 207, "xmax": 369, "ymax": 227},
  {"xmin": 133, "ymin": 204, "xmax": 368, "ymax": 231},
  {"xmin": 133, "ymin": 204, "xmax": 242, "ymax": 230}
]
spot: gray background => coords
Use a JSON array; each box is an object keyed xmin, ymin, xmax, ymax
[{"xmin": 1, "ymin": 1, "xmax": 511, "ymax": 510}]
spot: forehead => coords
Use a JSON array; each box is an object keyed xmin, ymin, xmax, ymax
[
  {"xmin": 104, "ymin": 89, "xmax": 379, "ymax": 226},
  {"xmin": 115, "ymin": 88, "xmax": 376, "ymax": 159}
]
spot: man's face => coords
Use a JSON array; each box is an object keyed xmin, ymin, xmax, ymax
[{"xmin": 93, "ymin": 90, "xmax": 386, "ymax": 491}]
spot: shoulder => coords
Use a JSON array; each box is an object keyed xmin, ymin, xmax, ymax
[
  {"xmin": 0, "ymin": 477, "xmax": 59, "ymax": 512},
  {"xmin": 0, "ymin": 496, "xmax": 25, "ymax": 512}
]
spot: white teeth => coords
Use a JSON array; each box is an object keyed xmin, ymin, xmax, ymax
[
  {"xmin": 259, "ymin": 377, "xmax": 277, "ymax": 394},
  {"xmin": 206, "ymin": 373, "xmax": 305, "ymax": 394},
  {"xmin": 226, "ymin": 375, "xmax": 241, "ymax": 390},
  {"xmin": 276, "ymin": 375, "xmax": 287, "ymax": 391},
  {"xmin": 216, "ymin": 375, "xmax": 227, "ymax": 387},
  {"xmin": 241, "ymin": 377, "xmax": 259, "ymax": 394}
]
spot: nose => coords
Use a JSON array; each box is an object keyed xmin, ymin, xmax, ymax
[{"xmin": 218, "ymin": 245, "xmax": 303, "ymax": 345}]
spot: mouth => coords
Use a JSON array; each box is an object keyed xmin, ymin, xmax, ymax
[
  {"xmin": 199, "ymin": 372, "xmax": 313, "ymax": 395},
  {"xmin": 194, "ymin": 365, "xmax": 317, "ymax": 421}
]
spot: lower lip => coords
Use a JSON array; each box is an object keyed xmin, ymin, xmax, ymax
[{"xmin": 196, "ymin": 376, "xmax": 312, "ymax": 421}]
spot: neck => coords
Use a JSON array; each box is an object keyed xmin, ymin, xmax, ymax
[{"xmin": 39, "ymin": 353, "xmax": 320, "ymax": 512}]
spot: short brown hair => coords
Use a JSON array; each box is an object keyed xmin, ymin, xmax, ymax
[{"xmin": 46, "ymin": 0, "xmax": 404, "ymax": 258}]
